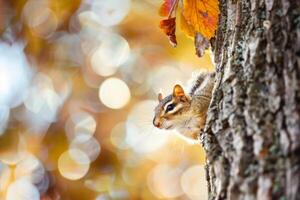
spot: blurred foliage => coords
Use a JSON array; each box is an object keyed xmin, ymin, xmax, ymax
[{"xmin": 0, "ymin": 0, "xmax": 213, "ymax": 200}]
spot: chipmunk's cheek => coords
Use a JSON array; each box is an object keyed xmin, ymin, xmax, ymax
[{"xmin": 161, "ymin": 121, "xmax": 175, "ymax": 130}]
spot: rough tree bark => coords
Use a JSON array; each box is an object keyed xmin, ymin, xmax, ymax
[{"xmin": 201, "ymin": 0, "xmax": 300, "ymax": 199}]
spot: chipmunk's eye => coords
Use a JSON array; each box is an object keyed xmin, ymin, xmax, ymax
[{"xmin": 166, "ymin": 104, "xmax": 175, "ymax": 113}]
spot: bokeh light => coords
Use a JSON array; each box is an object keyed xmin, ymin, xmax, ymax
[
  {"xmin": 65, "ymin": 111, "xmax": 97, "ymax": 141},
  {"xmin": 126, "ymin": 100, "xmax": 170, "ymax": 154},
  {"xmin": 91, "ymin": 33, "xmax": 130, "ymax": 76},
  {"xmin": 0, "ymin": 43, "xmax": 32, "ymax": 108},
  {"xmin": 6, "ymin": 179, "xmax": 40, "ymax": 200},
  {"xmin": 0, "ymin": 0, "xmax": 213, "ymax": 199},
  {"xmin": 22, "ymin": 0, "xmax": 58, "ymax": 38},
  {"xmin": 181, "ymin": 165, "xmax": 208, "ymax": 200},
  {"xmin": 0, "ymin": 162, "xmax": 11, "ymax": 195},
  {"xmin": 0, "ymin": 151, "xmax": 26, "ymax": 166},
  {"xmin": 99, "ymin": 78, "xmax": 131, "ymax": 109},
  {"xmin": 53, "ymin": 33, "xmax": 83, "ymax": 66},
  {"xmin": 14, "ymin": 154, "xmax": 45, "ymax": 185},
  {"xmin": 58, "ymin": 149, "xmax": 90, "ymax": 180},
  {"xmin": 147, "ymin": 164, "xmax": 183, "ymax": 198},
  {"xmin": 89, "ymin": 0, "xmax": 131, "ymax": 27},
  {"xmin": 0, "ymin": 134, "xmax": 27, "ymax": 165},
  {"xmin": 36, "ymin": 174, "xmax": 49, "ymax": 195},
  {"xmin": 22, "ymin": 0, "xmax": 49, "ymax": 28},
  {"xmin": 70, "ymin": 134, "xmax": 101, "ymax": 162},
  {"xmin": 24, "ymin": 73, "xmax": 62, "ymax": 125},
  {"xmin": 152, "ymin": 65, "xmax": 188, "ymax": 95},
  {"xmin": 0, "ymin": 106, "xmax": 9, "ymax": 136},
  {"xmin": 110, "ymin": 122, "xmax": 129, "ymax": 150},
  {"xmin": 84, "ymin": 174, "xmax": 115, "ymax": 193}
]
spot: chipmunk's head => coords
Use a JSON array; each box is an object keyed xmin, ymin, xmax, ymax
[{"xmin": 153, "ymin": 84, "xmax": 191, "ymax": 130}]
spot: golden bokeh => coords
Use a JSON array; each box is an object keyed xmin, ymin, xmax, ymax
[{"xmin": 0, "ymin": 0, "xmax": 213, "ymax": 199}]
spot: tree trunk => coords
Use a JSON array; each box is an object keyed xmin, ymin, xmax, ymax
[{"xmin": 201, "ymin": 0, "xmax": 300, "ymax": 199}]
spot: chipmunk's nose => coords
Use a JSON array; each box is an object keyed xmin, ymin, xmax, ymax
[{"xmin": 153, "ymin": 117, "xmax": 161, "ymax": 128}]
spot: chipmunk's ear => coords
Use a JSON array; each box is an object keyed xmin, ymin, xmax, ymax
[
  {"xmin": 158, "ymin": 93, "xmax": 163, "ymax": 102},
  {"xmin": 173, "ymin": 84, "xmax": 185, "ymax": 98}
]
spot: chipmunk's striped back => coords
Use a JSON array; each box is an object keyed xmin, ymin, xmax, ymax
[{"xmin": 188, "ymin": 72, "xmax": 215, "ymax": 96}]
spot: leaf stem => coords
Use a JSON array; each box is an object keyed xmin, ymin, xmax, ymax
[{"xmin": 168, "ymin": 0, "xmax": 179, "ymax": 18}]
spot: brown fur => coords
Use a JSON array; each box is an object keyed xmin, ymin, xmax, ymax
[{"xmin": 153, "ymin": 72, "xmax": 215, "ymax": 140}]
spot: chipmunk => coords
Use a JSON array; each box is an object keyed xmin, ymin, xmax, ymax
[{"xmin": 153, "ymin": 72, "xmax": 215, "ymax": 140}]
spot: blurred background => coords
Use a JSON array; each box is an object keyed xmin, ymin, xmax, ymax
[{"xmin": 0, "ymin": 0, "xmax": 214, "ymax": 199}]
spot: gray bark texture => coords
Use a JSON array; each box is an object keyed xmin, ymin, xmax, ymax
[{"xmin": 200, "ymin": 0, "xmax": 300, "ymax": 200}]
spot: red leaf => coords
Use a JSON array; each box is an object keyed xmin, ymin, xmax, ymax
[
  {"xmin": 159, "ymin": 17, "xmax": 177, "ymax": 47},
  {"xmin": 159, "ymin": 0, "xmax": 177, "ymax": 17}
]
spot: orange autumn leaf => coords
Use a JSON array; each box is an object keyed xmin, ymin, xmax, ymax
[
  {"xmin": 180, "ymin": 12, "xmax": 194, "ymax": 38},
  {"xmin": 182, "ymin": 0, "xmax": 219, "ymax": 39},
  {"xmin": 158, "ymin": 0, "xmax": 219, "ymax": 55}
]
